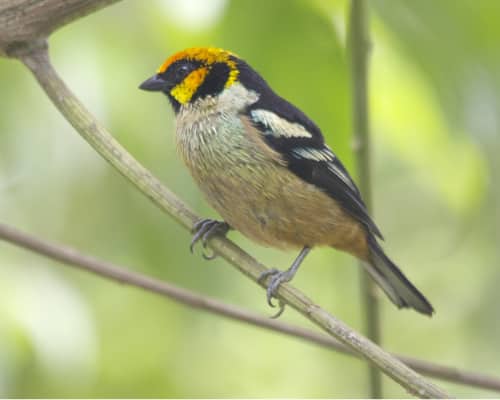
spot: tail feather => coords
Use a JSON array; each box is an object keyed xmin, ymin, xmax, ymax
[{"xmin": 364, "ymin": 235, "xmax": 434, "ymax": 316}]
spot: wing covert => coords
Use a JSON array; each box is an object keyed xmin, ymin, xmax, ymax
[{"xmin": 245, "ymin": 107, "xmax": 383, "ymax": 239}]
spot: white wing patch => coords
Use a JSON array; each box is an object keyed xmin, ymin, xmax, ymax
[
  {"xmin": 291, "ymin": 147, "xmax": 334, "ymax": 162},
  {"xmin": 292, "ymin": 146, "xmax": 357, "ymax": 192},
  {"xmin": 250, "ymin": 109, "xmax": 313, "ymax": 139},
  {"xmin": 249, "ymin": 108, "xmax": 359, "ymax": 194}
]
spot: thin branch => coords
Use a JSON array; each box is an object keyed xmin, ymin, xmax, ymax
[
  {"xmin": 1, "ymin": 222, "xmax": 500, "ymax": 393},
  {"xmin": 0, "ymin": 0, "xmax": 121, "ymax": 57},
  {"xmin": 349, "ymin": 0, "xmax": 382, "ymax": 397},
  {"xmin": 10, "ymin": 42, "xmax": 450, "ymax": 398}
]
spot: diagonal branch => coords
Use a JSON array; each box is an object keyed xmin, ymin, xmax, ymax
[
  {"xmin": 9, "ymin": 41, "xmax": 450, "ymax": 398},
  {"xmin": 1, "ymin": 222, "xmax": 500, "ymax": 393}
]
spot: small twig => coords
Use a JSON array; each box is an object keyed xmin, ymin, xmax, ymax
[
  {"xmin": 348, "ymin": 0, "xmax": 382, "ymax": 397},
  {"xmin": 1, "ymin": 222, "xmax": 499, "ymax": 393},
  {"xmin": 12, "ymin": 42, "xmax": 450, "ymax": 398}
]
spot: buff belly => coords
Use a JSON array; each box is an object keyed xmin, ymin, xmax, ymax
[
  {"xmin": 175, "ymin": 108, "xmax": 368, "ymax": 260},
  {"xmin": 191, "ymin": 157, "xmax": 368, "ymax": 259}
]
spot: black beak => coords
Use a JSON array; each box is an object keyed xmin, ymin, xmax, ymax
[{"xmin": 139, "ymin": 74, "xmax": 168, "ymax": 91}]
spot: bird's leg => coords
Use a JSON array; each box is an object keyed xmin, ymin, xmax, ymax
[
  {"xmin": 190, "ymin": 218, "xmax": 230, "ymax": 260},
  {"xmin": 258, "ymin": 246, "xmax": 312, "ymax": 318}
]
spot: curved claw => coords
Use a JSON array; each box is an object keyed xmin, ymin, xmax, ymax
[
  {"xmin": 258, "ymin": 268, "xmax": 279, "ymax": 307},
  {"xmin": 190, "ymin": 219, "xmax": 212, "ymax": 253},
  {"xmin": 258, "ymin": 268, "xmax": 292, "ymax": 309},
  {"xmin": 257, "ymin": 247, "xmax": 310, "ymax": 318},
  {"xmin": 270, "ymin": 300, "xmax": 286, "ymax": 319},
  {"xmin": 190, "ymin": 218, "xmax": 229, "ymax": 258},
  {"xmin": 202, "ymin": 248, "xmax": 217, "ymax": 260},
  {"xmin": 266, "ymin": 283, "xmax": 276, "ymax": 308}
]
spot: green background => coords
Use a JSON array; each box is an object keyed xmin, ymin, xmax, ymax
[{"xmin": 1, "ymin": 0, "xmax": 499, "ymax": 397}]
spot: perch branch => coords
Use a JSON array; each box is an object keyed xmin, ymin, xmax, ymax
[
  {"xmin": 1, "ymin": 222, "xmax": 499, "ymax": 393},
  {"xmin": 9, "ymin": 42, "xmax": 450, "ymax": 398},
  {"xmin": 1, "ymin": 1, "xmax": 451, "ymax": 396}
]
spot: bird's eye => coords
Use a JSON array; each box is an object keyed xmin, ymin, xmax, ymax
[{"xmin": 175, "ymin": 64, "xmax": 192, "ymax": 80}]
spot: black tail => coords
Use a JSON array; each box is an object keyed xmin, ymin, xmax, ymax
[{"xmin": 363, "ymin": 235, "xmax": 434, "ymax": 316}]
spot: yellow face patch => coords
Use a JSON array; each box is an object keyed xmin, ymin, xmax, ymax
[
  {"xmin": 170, "ymin": 67, "xmax": 209, "ymax": 104},
  {"xmin": 158, "ymin": 47, "xmax": 240, "ymax": 91}
]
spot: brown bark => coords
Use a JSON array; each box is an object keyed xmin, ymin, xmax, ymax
[{"xmin": 0, "ymin": 0, "xmax": 119, "ymax": 57}]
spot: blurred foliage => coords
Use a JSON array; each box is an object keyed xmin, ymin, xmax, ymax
[{"xmin": 1, "ymin": 0, "xmax": 499, "ymax": 397}]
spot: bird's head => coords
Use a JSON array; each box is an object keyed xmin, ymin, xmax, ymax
[{"xmin": 140, "ymin": 47, "xmax": 258, "ymax": 112}]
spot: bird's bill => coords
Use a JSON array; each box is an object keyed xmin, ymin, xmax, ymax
[{"xmin": 139, "ymin": 75, "xmax": 168, "ymax": 91}]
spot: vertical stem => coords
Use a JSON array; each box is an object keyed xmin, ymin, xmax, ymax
[{"xmin": 348, "ymin": 0, "xmax": 383, "ymax": 397}]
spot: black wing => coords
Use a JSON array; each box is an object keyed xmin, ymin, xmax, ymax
[
  {"xmin": 235, "ymin": 57, "xmax": 383, "ymax": 239},
  {"xmin": 238, "ymin": 97, "xmax": 380, "ymax": 238},
  {"xmin": 286, "ymin": 144, "xmax": 383, "ymax": 239},
  {"xmin": 249, "ymin": 107, "xmax": 383, "ymax": 240}
]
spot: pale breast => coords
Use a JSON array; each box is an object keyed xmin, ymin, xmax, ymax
[
  {"xmin": 176, "ymin": 108, "xmax": 287, "ymax": 243},
  {"xmin": 174, "ymin": 92, "xmax": 367, "ymax": 256}
]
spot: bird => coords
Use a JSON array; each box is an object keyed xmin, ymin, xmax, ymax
[{"xmin": 139, "ymin": 47, "xmax": 434, "ymax": 317}]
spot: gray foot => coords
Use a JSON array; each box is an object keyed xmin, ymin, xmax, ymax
[
  {"xmin": 190, "ymin": 219, "xmax": 230, "ymax": 260},
  {"xmin": 257, "ymin": 246, "xmax": 311, "ymax": 318},
  {"xmin": 258, "ymin": 268, "xmax": 294, "ymax": 318}
]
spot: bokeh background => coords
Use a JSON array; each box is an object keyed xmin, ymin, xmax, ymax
[{"xmin": 1, "ymin": 0, "xmax": 499, "ymax": 397}]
